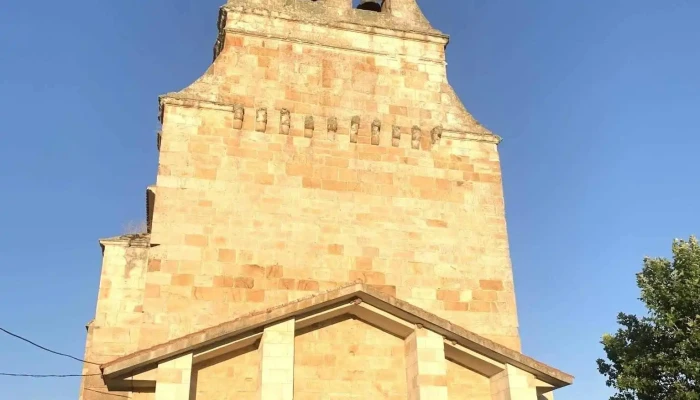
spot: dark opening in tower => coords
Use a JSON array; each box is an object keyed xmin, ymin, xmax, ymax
[{"xmin": 354, "ymin": 0, "xmax": 384, "ymax": 12}]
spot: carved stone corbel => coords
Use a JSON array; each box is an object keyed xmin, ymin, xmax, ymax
[
  {"xmin": 350, "ymin": 116, "xmax": 360, "ymax": 143},
  {"xmin": 328, "ymin": 117, "xmax": 338, "ymax": 134},
  {"xmin": 304, "ymin": 116, "xmax": 315, "ymax": 138},
  {"xmin": 233, "ymin": 104, "xmax": 244, "ymax": 129},
  {"xmin": 371, "ymin": 119, "xmax": 381, "ymax": 145},
  {"xmin": 279, "ymin": 109, "xmax": 290, "ymax": 135},
  {"xmin": 392, "ymin": 126, "xmax": 401, "ymax": 147},
  {"xmin": 328, "ymin": 117, "xmax": 338, "ymax": 140},
  {"xmin": 431, "ymin": 126, "xmax": 443, "ymax": 146},
  {"xmin": 411, "ymin": 126, "xmax": 421, "ymax": 150},
  {"xmin": 255, "ymin": 108, "xmax": 267, "ymax": 132}
]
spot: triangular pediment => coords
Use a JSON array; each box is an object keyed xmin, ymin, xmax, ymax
[{"xmin": 101, "ymin": 283, "xmax": 572, "ymax": 392}]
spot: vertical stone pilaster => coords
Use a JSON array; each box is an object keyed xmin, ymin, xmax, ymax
[
  {"xmin": 490, "ymin": 364, "xmax": 538, "ymax": 400},
  {"xmin": 155, "ymin": 353, "xmax": 193, "ymax": 400},
  {"xmin": 405, "ymin": 328, "xmax": 448, "ymax": 400},
  {"xmin": 259, "ymin": 319, "xmax": 295, "ymax": 400}
]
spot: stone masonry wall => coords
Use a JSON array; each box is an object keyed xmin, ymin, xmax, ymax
[
  {"xmin": 191, "ymin": 345, "xmax": 260, "ymax": 400},
  {"xmin": 447, "ymin": 359, "xmax": 492, "ymax": 400},
  {"xmin": 143, "ymin": 17, "xmax": 520, "ymax": 352},
  {"xmin": 80, "ymin": 2, "xmax": 523, "ymax": 398},
  {"xmin": 79, "ymin": 237, "xmax": 149, "ymax": 400},
  {"xmin": 148, "ymin": 98, "xmax": 518, "ymax": 349},
  {"xmin": 294, "ymin": 317, "xmax": 407, "ymax": 399}
]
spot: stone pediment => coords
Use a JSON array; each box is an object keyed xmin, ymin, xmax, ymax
[{"xmin": 100, "ymin": 283, "xmax": 572, "ymax": 398}]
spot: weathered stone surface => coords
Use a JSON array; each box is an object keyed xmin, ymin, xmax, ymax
[
  {"xmin": 100, "ymin": 284, "xmax": 573, "ymax": 388},
  {"xmin": 78, "ymin": 0, "xmax": 569, "ymax": 399},
  {"xmin": 233, "ymin": 104, "xmax": 244, "ymax": 129},
  {"xmin": 411, "ymin": 126, "xmax": 422, "ymax": 149},
  {"xmin": 279, "ymin": 108, "xmax": 290, "ymax": 135},
  {"xmin": 303, "ymin": 115, "xmax": 314, "ymax": 138},
  {"xmin": 371, "ymin": 118, "xmax": 382, "ymax": 145},
  {"xmin": 392, "ymin": 125, "xmax": 402, "ymax": 147}
]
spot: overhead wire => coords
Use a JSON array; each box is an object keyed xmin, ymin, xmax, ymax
[
  {"xmin": 0, "ymin": 372, "xmax": 102, "ymax": 378},
  {"xmin": 0, "ymin": 326, "xmax": 100, "ymax": 365},
  {"xmin": 0, "ymin": 326, "xmax": 134, "ymax": 400},
  {"xmin": 85, "ymin": 388, "xmax": 130, "ymax": 398},
  {"xmin": 0, "ymin": 325, "xmax": 105, "ymax": 381}
]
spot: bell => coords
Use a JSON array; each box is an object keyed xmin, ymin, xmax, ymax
[{"xmin": 357, "ymin": 0, "xmax": 382, "ymax": 12}]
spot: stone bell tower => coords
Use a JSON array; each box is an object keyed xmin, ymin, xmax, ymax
[
  {"xmin": 152, "ymin": 0, "xmax": 519, "ymax": 350},
  {"xmin": 79, "ymin": 1, "xmax": 573, "ymax": 399}
]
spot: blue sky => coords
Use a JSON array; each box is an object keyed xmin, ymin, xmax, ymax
[{"xmin": 1, "ymin": 1, "xmax": 698, "ymax": 399}]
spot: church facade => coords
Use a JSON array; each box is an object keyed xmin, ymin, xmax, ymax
[{"xmin": 79, "ymin": 1, "xmax": 572, "ymax": 399}]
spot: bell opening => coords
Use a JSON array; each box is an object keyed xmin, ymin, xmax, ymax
[{"xmin": 354, "ymin": 0, "xmax": 384, "ymax": 12}]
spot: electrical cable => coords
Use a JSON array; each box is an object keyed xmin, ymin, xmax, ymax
[
  {"xmin": 0, "ymin": 326, "xmax": 133, "ymax": 400},
  {"xmin": 0, "ymin": 327, "xmax": 100, "ymax": 365},
  {"xmin": 0, "ymin": 372, "xmax": 102, "ymax": 378},
  {"xmin": 85, "ymin": 388, "xmax": 130, "ymax": 398}
]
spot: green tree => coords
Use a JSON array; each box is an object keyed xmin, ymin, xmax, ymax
[{"xmin": 597, "ymin": 236, "xmax": 700, "ymax": 400}]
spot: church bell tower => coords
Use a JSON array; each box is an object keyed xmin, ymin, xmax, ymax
[{"xmin": 79, "ymin": 1, "xmax": 573, "ymax": 399}]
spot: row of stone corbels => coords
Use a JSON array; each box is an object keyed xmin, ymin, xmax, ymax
[{"xmin": 235, "ymin": 105, "xmax": 443, "ymax": 149}]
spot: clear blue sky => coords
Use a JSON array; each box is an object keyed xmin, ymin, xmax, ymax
[{"xmin": 1, "ymin": 1, "xmax": 698, "ymax": 399}]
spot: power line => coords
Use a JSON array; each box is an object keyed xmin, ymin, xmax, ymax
[
  {"xmin": 85, "ymin": 388, "xmax": 130, "ymax": 398},
  {"xmin": 0, "ymin": 327, "xmax": 100, "ymax": 366},
  {"xmin": 0, "ymin": 326, "xmax": 130, "ymax": 399},
  {"xmin": 0, "ymin": 372, "xmax": 102, "ymax": 378}
]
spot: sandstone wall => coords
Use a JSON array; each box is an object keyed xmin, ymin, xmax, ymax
[
  {"xmin": 144, "ymin": 17, "xmax": 520, "ymax": 351},
  {"xmin": 294, "ymin": 317, "xmax": 407, "ymax": 399},
  {"xmin": 79, "ymin": 237, "xmax": 149, "ymax": 399},
  {"xmin": 192, "ymin": 345, "xmax": 260, "ymax": 400},
  {"xmin": 447, "ymin": 360, "xmax": 492, "ymax": 400},
  {"xmin": 80, "ymin": 2, "xmax": 523, "ymax": 398}
]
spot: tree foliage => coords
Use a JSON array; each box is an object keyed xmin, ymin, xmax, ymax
[{"xmin": 597, "ymin": 236, "xmax": 700, "ymax": 400}]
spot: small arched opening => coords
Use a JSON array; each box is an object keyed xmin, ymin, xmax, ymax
[{"xmin": 353, "ymin": 0, "xmax": 385, "ymax": 12}]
